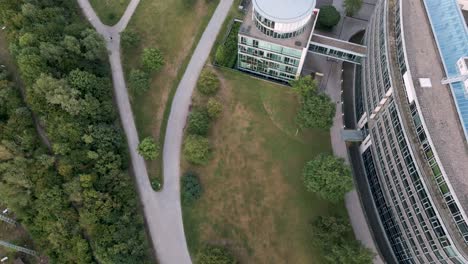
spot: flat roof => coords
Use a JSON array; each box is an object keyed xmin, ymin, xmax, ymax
[
  {"xmin": 239, "ymin": 4, "xmax": 316, "ymax": 50},
  {"xmin": 402, "ymin": 0, "xmax": 468, "ymax": 218},
  {"xmin": 253, "ymin": 0, "xmax": 316, "ymax": 23}
]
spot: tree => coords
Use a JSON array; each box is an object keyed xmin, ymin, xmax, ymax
[
  {"xmin": 137, "ymin": 137, "xmax": 160, "ymax": 160},
  {"xmin": 344, "ymin": 0, "xmax": 363, "ymax": 16},
  {"xmin": 318, "ymin": 5, "xmax": 341, "ymax": 29},
  {"xmin": 196, "ymin": 245, "xmax": 236, "ymax": 264},
  {"xmin": 292, "ymin": 76, "xmax": 335, "ymax": 129},
  {"xmin": 183, "ymin": 135, "xmax": 211, "ymax": 165},
  {"xmin": 181, "ymin": 171, "xmax": 202, "ymax": 205},
  {"xmin": 291, "ymin": 75, "xmax": 317, "ymax": 98},
  {"xmin": 303, "ymin": 154, "xmax": 353, "ymax": 203},
  {"xmin": 121, "ymin": 29, "xmax": 141, "ymax": 48},
  {"xmin": 187, "ymin": 109, "xmax": 211, "ymax": 136},
  {"xmin": 311, "ymin": 216, "xmax": 373, "ymax": 264},
  {"xmin": 129, "ymin": 69, "xmax": 150, "ymax": 94},
  {"xmin": 142, "ymin": 47, "xmax": 164, "ymax": 71},
  {"xmin": 206, "ymin": 98, "xmax": 223, "ymax": 119},
  {"xmin": 197, "ymin": 69, "xmax": 220, "ymax": 95},
  {"xmin": 296, "ymin": 93, "xmax": 335, "ymax": 129}
]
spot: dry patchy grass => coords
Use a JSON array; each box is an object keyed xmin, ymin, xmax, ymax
[{"xmin": 183, "ymin": 69, "xmax": 346, "ymax": 263}]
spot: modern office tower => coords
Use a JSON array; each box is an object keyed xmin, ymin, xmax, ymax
[
  {"xmin": 237, "ymin": 0, "xmax": 318, "ymax": 82},
  {"xmin": 356, "ymin": 0, "xmax": 468, "ymax": 263}
]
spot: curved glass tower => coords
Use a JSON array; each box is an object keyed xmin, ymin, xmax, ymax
[{"xmin": 356, "ymin": 0, "xmax": 468, "ymax": 263}]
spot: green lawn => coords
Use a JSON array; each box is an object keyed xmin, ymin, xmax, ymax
[
  {"xmin": 122, "ymin": 0, "xmax": 219, "ymax": 185},
  {"xmin": 182, "ymin": 68, "xmax": 347, "ymax": 263},
  {"xmin": 89, "ymin": 0, "xmax": 131, "ymax": 25}
]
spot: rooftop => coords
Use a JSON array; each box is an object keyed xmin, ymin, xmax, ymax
[
  {"xmin": 402, "ymin": 0, "xmax": 468, "ymax": 223},
  {"xmin": 253, "ymin": 0, "xmax": 316, "ymax": 23},
  {"xmin": 239, "ymin": 4, "xmax": 317, "ymax": 50}
]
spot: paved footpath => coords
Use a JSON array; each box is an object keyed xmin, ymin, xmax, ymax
[{"xmin": 77, "ymin": 0, "xmax": 233, "ymax": 262}]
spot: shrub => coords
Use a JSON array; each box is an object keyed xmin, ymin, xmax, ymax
[
  {"xmin": 196, "ymin": 245, "xmax": 236, "ymax": 264},
  {"xmin": 181, "ymin": 171, "xmax": 202, "ymax": 205},
  {"xmin": 183, "ymin": 135, "xmax": 211, "ymax": 165},
  {"xmin": 187, "ymin": 109, "xmax": 211, "ymax": 136},
  {"xmin": 129, "ymin": 69, "xmax": 150, "ymax": 94},
  {"xmin": 206, "ymin": 98, "xmax": 223, "ymax": 119},
  {"xmin": 137, "ymin": 137, "xmax": 160, "ymax": 160},
  {"xmin": 303, "ymin": 154, "xmax": 353, "ymax": 203},
  {"xmin": 142, "ymin": 48, "xmax": 164, "ymax": 71},
  {"xmin": 318, "ymin": 5, "xmax": 341, "ymax": 29},
  {"xmin": 121, "ymin": 29, "xmax": 141, "ymax": 48},
  {"xmin": 197, "ymin": 69, "xmax": 220, "ymax": 95},
  {"xmin": 151, "ymin": 178, "xmax": 162, "ymax": 191}
]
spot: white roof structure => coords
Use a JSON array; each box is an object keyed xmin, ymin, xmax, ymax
[{"xmin": 253, "ymin": 0, "xmax": 316, "ymax": 23}]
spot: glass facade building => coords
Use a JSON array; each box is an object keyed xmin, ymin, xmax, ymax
[
  {"xmin": 356, "ymin": 0, "xmax": 468, "ymax": 263},
  {"xmin": 237, "ymin": 0, "xmax": 317, "ymax": 82}
]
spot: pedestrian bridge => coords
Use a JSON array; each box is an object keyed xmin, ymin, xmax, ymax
[{"xmin": 308, "ymin": 34, "xmax": 367, "ymax": 65}]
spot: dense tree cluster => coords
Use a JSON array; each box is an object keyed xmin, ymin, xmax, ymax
[
  {"xmin": 292, "ymin": 76, "xmax": 335, "ymax": 129},
  {"xmin": 303, "ymin": 154, "xmax": 353, "ymax": 203},
  {"xmin": 0, "ymin": 1, "xmax": 150, "ymax": 263},
  {"xmin": 311, "ymin": 216, "xmax": 374, "ymax": 263}
]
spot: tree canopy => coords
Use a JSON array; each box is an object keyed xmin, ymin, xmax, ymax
[
  {"xmin": 318, "ymin": 5, "xmax": 341, "ymax": 29},
  {"xmin": 303, "ymin": 154, "xmax": 353, "ymax": 203},
  {"xmin": 292, "ymin": 76, "xmax": 335, "ymax": 129},
  {"xmin": 187, "ymin": 109, "xmax": 211, "ymax": 136},
  {"xmin": 311, "ymin": 216, "xmax": 374, "ymax": 264},
  {"xmin": 0, "ymin": 1, "xmax": 151, "ymax": 262}
]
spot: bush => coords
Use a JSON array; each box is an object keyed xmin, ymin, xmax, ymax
[
  {"xmin": 181, "ymin": 171, "xmax": 202, "ymax": 205},
  {"xmin": 137, "ymin": 137, "xmax": 160, "ymax": 160},
  {"xmin": 183, "ymin": 135, "xmax": 211, "ymax": 165},
  {"xmin": 318, "ymin": 5, "xmax": 341, "ymax": 29},
  {"xmin": 151, "ymin": 178, "xmax": 162, "ymax": 191},
  {"xmin": 215, "ymin": 22, "xmax": 240, "ymax": 67},
  {"xmin": 197, "ymin": 69, "xmax": 220, "ymax": 96},
  {"xmin": 303, "ymin": 154, "xmax": 353, "ymax": 203},
  {"xmin": 129, "ymin": 69, "xmax": 150, "ymax": 94},
  {"xmin": 142, "ymin": 47, "xmax": 164, "ymax": 71},
  {"xmin": 196, "ymin": 245, "xmax": 236, "ymax": 264},
  {"xmin": 207, "ymin": 98, "xmax": 223, "ymax": 119},
  {"xmin": 187, "ymin": 109, "xmax": 211, "ymax": 136},
  {"xmin": 121, "ymin": 29, "xmax": 141, "ymax": 48}
]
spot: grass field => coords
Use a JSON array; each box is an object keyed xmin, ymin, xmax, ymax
[
  {"xmin": 182, "ymin": 68, "xmax": 347, "ymax": 263},
  {"xmin": 122, "ymin": 0, "xmax": 219, "ymax": 185},
  {"xmin": 89, "ymin": 0, "xmax": 131, "ymax": 25}
]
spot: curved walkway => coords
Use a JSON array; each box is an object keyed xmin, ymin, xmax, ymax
[{"xmin": 77, "ymin": 0, "xmax": 233, "ymax": 263}]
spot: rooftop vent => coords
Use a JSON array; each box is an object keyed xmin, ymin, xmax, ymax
[{"xmin": 419, "ymin": 78, "xmax": 432, "ymax": 88}]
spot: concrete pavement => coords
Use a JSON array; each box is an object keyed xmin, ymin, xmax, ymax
[{"xmin": 77, "ymin": 0, "xmax": 233, "ymax": 262}]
